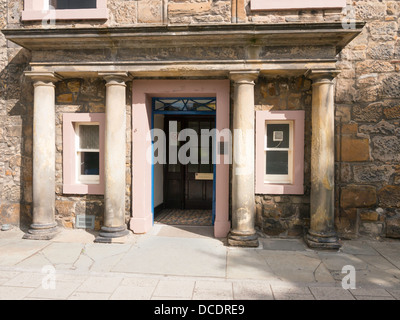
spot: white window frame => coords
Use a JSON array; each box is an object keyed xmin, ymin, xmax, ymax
[
  {"xmin": 75, "ymin": 122, "xmax": 100, "ymax": 185},
  {"xmin": 264, "ymin": 120, "xmax": 294, "ymax": 184},
  {"xmin": 255, "ymin": 110, "xmax": 305, "ymax": 195},
  {"xmin": 63, "ymin": 113, "xmax": 105, "ymax": 195},
  {"xmin": 22, "ymin": 0, "xmax": 108, "ymax": 21}
]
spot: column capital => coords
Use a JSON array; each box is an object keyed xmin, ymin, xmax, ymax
[
  {"xmin": 305, "ymin": 69, "xmax": 340, "ymax": 83},
  {"xmin": 25, "ymin": 71, "xmax": 62, "ymax": 84},
  {"xmin": 230, "ymin": 70, "xmax": 260, "ymax": 84},
  {"xmin": 99, "ymin": 72, "xmax": 132, "ymax": 85}
]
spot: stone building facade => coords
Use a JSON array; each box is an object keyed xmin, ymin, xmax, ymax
[{"xmin": 0, "ymin": 0, "xmax": 399, "ymax": 246}]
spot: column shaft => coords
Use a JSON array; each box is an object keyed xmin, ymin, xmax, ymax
[
  {"xmin": 24, "ymin": 73, "xmax": 60, "ymax": 240},
  {"xmin": 228, "ymin": 71, "xmax": 259, "ymax": 247},
  {"xmin": 306, "ymin": 71, "xmax": 341, "ymax": 249},
  {"xmin": 96, "ymin": 73, "xmax": 130, "ymax": 242}
]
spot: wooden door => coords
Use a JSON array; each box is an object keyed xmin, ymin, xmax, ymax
[{"xmin": 164, "ymin": 116, "xmax": 215, "ymax": 210}]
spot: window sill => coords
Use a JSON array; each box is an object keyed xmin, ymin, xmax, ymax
[
  {"xmin": 63, "ymin": 183, "xmax": 104, "ymax": 195},
  {"xmin": 251, "ymin": 0, "xmax": 347, "ymax": 11},
  {"xmin": 22, "ymin": 8, "xmax": 108, "ymax": 21}
]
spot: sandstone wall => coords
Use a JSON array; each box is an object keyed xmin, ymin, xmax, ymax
[
  {"xmin": 334, "ymin": 0, "xmax": 400, "ymax": 239},
  {"xmin": 1, "ymin": 0, "xmax": 400, "ymax": 239}
]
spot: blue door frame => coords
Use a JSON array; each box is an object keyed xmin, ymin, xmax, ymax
[{"xmin": 151, "ymin": 97, "xmax": 217, "ymax": 225}]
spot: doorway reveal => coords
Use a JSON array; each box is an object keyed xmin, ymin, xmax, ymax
[{"xmin": 152, "ymin": 98, "xmax": 216, "ymax": 226}]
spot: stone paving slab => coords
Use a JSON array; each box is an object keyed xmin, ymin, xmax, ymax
[{"xmin": 1, "ymin": 227, "xmax": 400, "ymax": 300}]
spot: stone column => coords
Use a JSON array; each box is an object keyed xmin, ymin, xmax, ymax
[
  {"xmin": 95, "ymin": 72, "xmax": 130, "ymax": 243},
  {"xmin": 228, "ymin": 70, "xmax": 259, "ymax": 247},
  {"xmin": 305, "ymin": 70, "xmax": 341, "ymax": 249},
  {"xmin": 24, "ymin": 72, "xmax": 61, "ymax": 240}
]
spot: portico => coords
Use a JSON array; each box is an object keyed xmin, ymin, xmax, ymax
[{"xmin": 4, "ymin": 23, "xmax": 363, "ymax": 246}]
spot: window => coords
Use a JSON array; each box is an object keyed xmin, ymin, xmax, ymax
[
  {"xmin": 63, "ymin": 113, "xmax": 105, "ymax": 195},
  {"xmin": 22, "ymin": 0, "xmax": 108, "ymax": 21},
  {"xmin": 250, "ymin": 0, "xmax": 346, "ymax": 11},
  {"xmin": 50, "ymin": 0, "xmax": 96, "ymax": 9},
  {"xmin": 264, "ymin": 121, "xmax": 293, "ymax": 184},
  {"xmin": 256, "ymin": 110, "xmax": 304, "ymax": 195},
  {"xmin": 75, "ymin": 123, "xmax": 100, "ymax": 184}
]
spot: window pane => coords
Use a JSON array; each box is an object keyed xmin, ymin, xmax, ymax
[
  {"xmin": 266, "ymin": 151, "xmax": 288, "ymax": 175},
  {"xmin": 79, "ymin": 125, "xmax": 99, "ymax": 150},
  {"xmin": 81, "ymin": 152, "xmax": 99, "ymax": 175},
  {"xmin": 266, "ymin": 123, "xmax": 290, "ymax": 148},
  {"xmin": 51, "ymin": 0, "xmax": 97, "ymax": 9}
]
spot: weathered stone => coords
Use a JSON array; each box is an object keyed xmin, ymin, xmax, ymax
[
  {"xmin": 367, "ymin": 42, "xmax": 395, "ymax": 60},
  {"xmin": 354, "ymin": 1, "xmax": 386, "ymax": 20},
  {"xmin": 353, "ymin": 102, "xmax": 383, "ymax": 122},
  {"xmin": 360, "ymin": 120, "xmax": 399, "ymax": 135},
  {"xmin": 66, "ymin": 80, "xmax": 81, "ymax": 93},
  {"xmin": 383, "ymin": 104, "xmax": 400, "ymax": 119},
  {"xmin": 386, "ymin": 214, "xmax": 400, "ymax": 238},
  {"xmin": 378, "ymin": 185, "xmax": 400, "ymax": 208},
  {"xmin": 340, "ymin": 136, "xmax": 370, "ymax": 162},
  {"xmin": 368, "ymin": 21, "xmax": 398, "ymax": 41},
  {"xmin": 360, "ymin": 222, "xmax": 383, "ymax": 238},
  {"xmin": 372, "ymin": 136, "xmax": 400, "ymax": 162},
  {"xmin": 0, "ymin": 203, "xmax": 20, "ymax": 225},
  {"xmin": 57, "ymin": 93, "xmax": 74, "ymax": 104},
  {"xmin": 138, "ymin": 0, "xmax": 162, "ymax": 23},
  {"xmin": 353, "ymin": 164, "xmax": 395, "ymax": 184},
  {"xmin": 356, "ymin": 60, "xmax": 395, "ymax": 74},
  {"xmin": 55, "ymin": 200, "xmax": 75, "ymax": 217},
  {"xmin": 382, "ymin": 73, "xmax": 400, "ymax": 98},
  {"xmin": 341, "ymin": 185, "xmax": 377, "ymax": 209},
  {"xmin": 359, "ymin": 209, "xmax": 380, "ymax": 222}
]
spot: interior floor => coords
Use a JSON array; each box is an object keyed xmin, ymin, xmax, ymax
[{"xmin": 154, "ymin": 209, "xmax": 213, "ymax": 226}]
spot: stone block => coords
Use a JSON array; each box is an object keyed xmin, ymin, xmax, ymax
[
  {"xmin": 138, "ymin": 0, "xmax": 162, "ymax": 24},
  {"xmin": 168, "ymin": 1, "xmax": 212, "ymax": 16},
  {"xmin": 386, "ymin": 215, "xmax": 400, "ymax": 238},
  {"xmin": 382, "ymin": 73, "xmax": 400, "ymax": 98},
  {"xmin": 368, "ymin": 21, "xmax": 398, "ymax": 41},
  {"xmin": 383, "ymin": 105, "xmax": 400, "ymax": 119},
  {"xmin": 378, "ymin": 185, "xmax": 400, "ymax": 208},
  {"xmin": 372, "ymin": 136, "xmax": 400, "ymax": 162},
  {"xmin": 55, "ymin": 200, "xmax": 75, "ymax": 217},
  {"xmin": 353, "ymin": 164, "xmax": 395, "ymax": 184},
  {"xmin": 352, "ymin": 102, "xmax": 383, "ymax": 123},
  {"xmin": 354, "ymin": 1, "xmax": 386, "ymax": 20},
  {"xmin": 359, "ymin": 209, "xmax": 380, "ymax": 222},
  {"xmin": 340, "ymin": 185, "xmax": 377, "ymax": 209},
  {"xmin": 340, "ymin": 136, "xmax": 370, "ymax": 162},
  {"xmin": 0, "ymin": 203, "xmax": 20, "ymax": 225}
]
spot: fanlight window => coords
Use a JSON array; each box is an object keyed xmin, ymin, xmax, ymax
[{"xmin": 153, "ymin": 98, "xmax": 216, "ymax": 113}]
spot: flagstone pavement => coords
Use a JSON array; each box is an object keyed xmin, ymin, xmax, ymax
[{"xmin": 1, "ymin": 224, "xmax": 400, "ymax": 300}]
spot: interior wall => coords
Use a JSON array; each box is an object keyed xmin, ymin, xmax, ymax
[{"xmin": 153, "ymin": 114, "xmax": 164, "ymax": 208}]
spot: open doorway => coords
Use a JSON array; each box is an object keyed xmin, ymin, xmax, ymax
[{"xmin": 152, "ymin": 99, "xmax": 216, "ymax": 226}]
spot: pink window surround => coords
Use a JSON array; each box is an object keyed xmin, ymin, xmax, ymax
[
  {"xmin": 251, "ymin": 0, "xmax": 347, "ymax": 11},
  {"xmin": 255, "ymin": 110, "xmax": 305, "ymax": 195},
  {"xmin": 131, "ymin": 80, "xmax": 231, "ymax": 238},
  {"xmin": 63, "ymin": 113, "xmax": 105, "ymax": 195},
  {"xmin": 22, "ymin": 0, "xmax": 108, "ymax": 21}
]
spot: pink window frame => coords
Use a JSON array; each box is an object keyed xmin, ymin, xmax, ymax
[
  {"xmin": 255, "ymin": 110, "xmax": 305, "ymax": 195},
  {"xmin": 22, "ymin": 0, "xmax": 108, "ymax": 21},
  {"xmin": 251, "ymin": 0, "xmax": 346, "ymax": 11},
  {"xmin": 63, "ymin": 113, "xmax": 105, "ymax": 195}
]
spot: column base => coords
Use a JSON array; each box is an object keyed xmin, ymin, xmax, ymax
[
  {"xmin": 305, "ymin": 230, "xmax": 341, "ymax": 250},
  {"xmin": 228, "ymin": 231, "xmax": 259, "ymax": 247},
  {"xmin": 23, "ymin": 223, "xmax": 59, "ymax": 240},
  {"xmin": 95, "ymin": 225, "xmax": 129, "ymax": 244}
]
